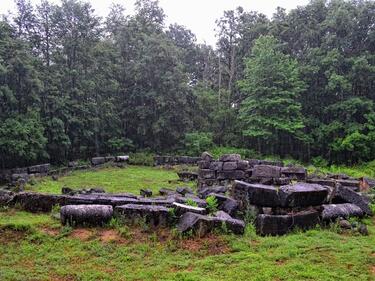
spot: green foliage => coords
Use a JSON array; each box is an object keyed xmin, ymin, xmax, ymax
[
  {"xmin": 209, "ymin": 146, "xmax": 260, "ymax": 159},
  {"xmin": 128, "ymin": 152, "xmax": 155, "ymax": 166},
  {"xmin": 185, "ymin": 198, "xmax": 198, "ymax": 207},
  {"xmin": 205, "ymin": 195, "xmax": 219, "ymax": 215},
  {"xmin": 239, "ymin": 35, "xmax": 305, "ymax": 154},
  {"xmin": 184, "ymin": 132, "xmax": 214, "ymax": 156}
]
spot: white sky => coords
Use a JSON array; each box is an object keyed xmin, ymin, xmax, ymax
[{"xmin": 0, "ymin": 0, "xmax": 309, "ymax": 45}]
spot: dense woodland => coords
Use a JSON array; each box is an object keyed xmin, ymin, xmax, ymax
[{"xmin": 0, "ymin": 0, "xmax": 374, "ymax": 168}]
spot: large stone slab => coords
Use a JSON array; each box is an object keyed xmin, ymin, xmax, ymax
[
  {"xmin": 321, "ymin": 203, "xmax": 364, "ymax": 221},
  {"xmin": 233, "ymin": 180, "xmax": 281, "ymax": 207},
  {"xmin": 177, "ymin": 212, "xmax": 245, "ymax": 236},
  {"xmin": 60, "ymin": 205, "xmax": 113, "ymax": 226},
  {"xmin": 307, "ymin": 178, "xmax": 336, "ymax": 187},
  {"xmin": 255, "ymin": 210, "xmax": 320, "ymax": 236},
  {"xmin": 114, "ymin": 204, "xmax": 169, "ymax": 227},
  {"xmin": 333, "ymin": 186, "xmax": 372, "ymax": 215},
  {"xmin": 28, "ymin": 164, "xmax": 50, "ymax": 174},
  {"xmin": 281, "ymin": 166, "xmax": 307, "ymax": 180},
  {"xmin": 12, "ymin": 192, "xmax": 65, "ymax": 212},
  {"xmin": 252, "ymin": 165, "xmax": 281, "ymax": 179},
  {"xmin": 172, "ymin": 202, "xmax": 206, "ymax": 216},
  {"xmin": 219, "ymin": 154, "xmax": 241, "ymax": 162},
  {"xmin": 207, "ymin": 193, "xmax": 238, "ymax": 216},
  {"xmin": 91, "ymin": 157, "xmax": 106, "ymax": 166},
  {"xmin": 115, "ymin": 155, "xmax": 129, "ymax": 162},
  {"xmin": 279, "ymin": 183, "xmax": 328, "ymax": 207},
  {"xmin": 198, "ymin": 186, "xmax": 227, "ymax": 198}
]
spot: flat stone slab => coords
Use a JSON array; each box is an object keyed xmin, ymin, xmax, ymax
[
  {"xmin": 12, "ymin": 192, "xmax": 65, "ymax": 212},
  {"xmin": 207, "ymin": 193, "xmax": 238, "ymax": 216},
  {"xmin": 114, "ymin": 204, "xmax": 169, "ymax": 227},
  {"xmin": 60, "ymin": 205, "xmax": 113, "ymax": 226},
  {"xmin": 177, "ymin": 211, "xmax": 245, "ymax": 236},
  {"xmin": 233, "ymin": 180, "xmax": 281, "ymax": 207},
  {"xmin": 252, "ymin": 165, "xmax": 281, "ymax": 179},
  {"xmin": 279, "ymin": 183, "xmax": 328, "ymax": 207},
  {"xmin": 321, "ymin": 203, "xmax": 364, "ymax": 221},
  {"xmin": 172, "ymin": 202, "xmax": 206, "ymax": 216},
  {"xmin": 219, "ymin": 154, "xmax": 241, "ymax": 162},
  {"xmin": 91, "ymin": 157, "xmax": 106, "ymax": 166},
  {"xmin": 281, "ymin": 166, "xmax": 307, "ymax": 180},
  {"xmin": 255, "ymin": 210, "xmax": 320, "ymax": 236},
  {"xmin": 198, "ymin": 186, "xmax": 227, "ymax": 198},
  {"xmin": 333, "ymin": 186, "xmax": 372, "ymax": 215},
  {"xmin": 307, "ymin": 178, "xmax": 336, "ymax": 187}
]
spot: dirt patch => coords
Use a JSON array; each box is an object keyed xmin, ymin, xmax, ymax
[
  {"xmin": 179, "ymin": 234, "xmax": 231, "ymax": 255},
  {"xmin": 41, "ymin": 227, "xmax": 60, "ymax": 236},
  {"xmin": 275, "ymin": 259, "xmax": 287, "ymax": 266},
  {"xmin": 370, "ymin": 265, "xmax": 375, "ymax": 276},
  {"xmin": 0, "ymin": 229, "xmax": 27, "ymax": 244},
  {"xmin": 70, "ymin": 228, "xmax": 94, "ymax": 241},
  {"xmin": 49, "ymin": 273, "xmax": 76, "ymax": 281},
  {"xmin": 99, "ymin": 229, "xmax": 121, "ymax": 243}
]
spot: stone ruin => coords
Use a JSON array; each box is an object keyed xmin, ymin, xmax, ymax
[
  {"xmin": 154, "ymin": 155, "xmax": 201, "ymax": 166},
  {"xmin": 0, "ymin": 155, "xmax": 129, "ymax": 189},
  {"xmin": 0, "ymin": 152, "xmax": 373, "ymax": 237}
]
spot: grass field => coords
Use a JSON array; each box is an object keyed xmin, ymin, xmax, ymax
[
  {"xmin": 1, "ymin": 165, "xmax": 375, "ymax": 281},
  {"xmin": 27, "ymin": 165, "xmax": 194, "ymax": 195}
]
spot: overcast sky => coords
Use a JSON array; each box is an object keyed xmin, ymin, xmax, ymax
[{"xmin": 0, "ymin": 0, "xmax": 309, "ymax": 45}]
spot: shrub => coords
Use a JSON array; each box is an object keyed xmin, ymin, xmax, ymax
[
  {"xmin": 184, "ymin": 132, "xmax": 214, "ymax": 156},
  {"xmin": 128, "ymin": 152, "xmax": 154, "ymax": 166},
  {"xmin": 206, "ymin": 195, "xmax": 218, "ymax": 214}
]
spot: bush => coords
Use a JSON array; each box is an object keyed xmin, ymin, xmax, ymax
[
  {"xmin": 128, "ymin": 152, "xmax": 155, "ymax": 166},
  {"xmin": 206, "ymin": 195, "xmax": 218, "ymax": 214},
  {"xmin": 184, "ymin": 132, "xmax": 214, "ymax": 156}
]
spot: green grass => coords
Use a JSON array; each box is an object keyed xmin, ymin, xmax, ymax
[
  {"xmin": 0, "ymin": 208, "xmax": 375, "ymax": 280},
  {"xmin": 28, "ymin": 165, "xmax": 194, "ymax": 195},
  {"xmin": 2, "ymin": 165, "xmax": 375, "ymax": 280}
]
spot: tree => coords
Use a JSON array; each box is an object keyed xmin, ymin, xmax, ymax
[{"xmin": 239, "ymin": 35, "xmax": 305, "ymax": 155}]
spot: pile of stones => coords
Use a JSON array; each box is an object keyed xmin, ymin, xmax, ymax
[
  {"xmin": 0, "ymin": 164, "xmax": 51, "ymax": 188},
  {"xmin": 0, "ymin": 155, "xmax": 129, "ymax": 189},
  {"xmin": 1, "ymin": 152, "xmax": 373, "ymax": 237},
  {"xmin": 154, "ymin": 156, "xmax": 200, "ymax": 166}
]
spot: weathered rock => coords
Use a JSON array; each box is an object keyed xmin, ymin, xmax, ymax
[
  {"xmin": 198, "ymin": 186, "xmax": 227, "ymax": 198},
  {"xmin": 115, "ymin": 155, "xmax": 129, "ymax": 162},
  {"xmin": 281, "ymin": 166, "xmax": 307, "ymax": 180},
  {"xmin": 339, "ymin": 219, "xmax": 352, "ymax": 229},
  {"xmin": 336, "ymin": 179, "xmax": 360, "ymax": 191},
  {"xmin": 273, "ymin": 178, "xmax": 291, "ymax": 186},
  {"xmin": 176, "ymin": 187, "xmax": 194, "ymax": 195},
  {"xmin": 201, "ymin": 152, "xmax": 213, "ymax": 162},
  {"xmin": 198, "ymin": 169, "xmax": 216, "ymax": 179},
  {"xmin": 321, "ymin": 203, "xmax": 364, "ymax": 221},
  {"xmin": 12, "ymin": 192, "xmax": 65, "ymax": 212},
  {"xmin": 28, "ymin": 164, "xmax": 50, "ymax": 174},
  {"xmin": 105, "ymin": 156, "xmax": 115, "ymax": 162},
  {"xmin": 252, "ymin": 165, "xmax": 281, "ymax": 179},
  {"xmin": 223, "ymin": 162, "xmax": 238, "ymax": 171},
  {"xmin": 219, "ymin": 154, "xmax": 241, "ymax": 162},
  {"xmin": 358, "ymin": 224, "xmax": 369, "ymax": 236},
  {"xmin": 279, "ymin": 183, "xmax": 328, "ymax": 207},
  {"xmin": 237, "ymin": 160, "xmax": 250, "ymax": 170},
  {"xmin": 255, "ymin": 210, "xmax": 320, "ymax": 236},
  {"xmin": 177, "ymin": 171, "xmax": 198, "ymax": 181},
  {"xmin": 209, "ymin": 161, "xmax": 223, "ymax": 171},
  {"xmin": 114, "ymin": 204, "xmax": 169, "ymax": 227},
  {"xmin": 208, "ymin": 193, "xmax": 238, "ymax": 216},
  {"xmin": 174, "ymin": 195, "xmax": 207, "ymax": 208},
  {"xmin": 247, "ymin": 159, "xmax": 261, "ymax": 167},
  {"xmin": 60, "ymin": 205, "xmax": 113, "ymax": 226},
  {"xmin": 333, "ymin": 186, "xmax": 372, "ymax": 215},
  {"xmin": 233, "ymin": 180, "xmax": 281, "ymax": 207},
  {"xmin": 307, "ymin": 178, "xmax": 336, "ymax": 187},
  {"xmin": 217, "ymin": 170, "xmax": 245, "ymax": 180},
  {"xmin": 0, "ymin": 190, "xmax": 14, "ymax": 206},
  {"xmin": 68, "ymin": 161, "xmax": 78, "ymax": 168},
  {"xmin": 62, "ymin": 187, "xmax": 74, "ymax": 195},
  {"xmin": 91, "ymin": 157, "xmax": 106, "ymax": 166},
  {"xmin": 172, "ymin": 202, "xmax": 206, "ymax": 216},
  {"xmin": 140, "ymin": 189, "xmax": 153, "ymax": 197},
  {"xmin": 159, "ymin": 188, "xmax": 176, "ymax": 196},
  {"xmin": 197, "ymin": 161, "xmax": 211, "ymax": 169},
  {"xmin": 177, "ymin": 212, "xmax": 245, "ymax": 236}
]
